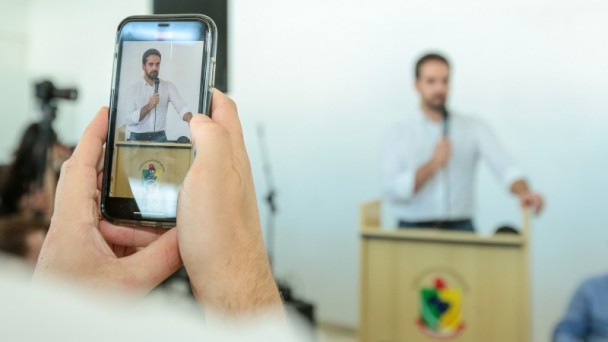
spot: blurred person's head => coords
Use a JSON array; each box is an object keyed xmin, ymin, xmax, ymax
[
  {"xmin": 0, "ymin": 122, "xmax": 68, "ymax": 218},
  {"xmin": 0, "ymin": 216, "xmax": 48, "ymax": 266},
  {"xmin": 415, "ymin": 53, "xmax": 450, "ymax": 112},
  {"xmin": 142, "ymin": 48, "xmax": 161, "ymax": 81}
]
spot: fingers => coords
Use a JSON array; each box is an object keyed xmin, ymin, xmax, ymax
[
  {"xmin": 71, "ymin": 107, "xmax": 109, "ymax": 168},
  {"xmin": 52, "ymin": 108, "xmax": 108, "ymax": 224},
  {"xmin": 534, "ymin": 196, "xmax": 544, "ymax": 215},
  {"xmin": 125, "ymin": 227, "xmax": 182, "ymax": 289},
  {"xmin": 520, "ymin": 194, "xmax": 544, "ymax": 215},
  {"xmin": 204, "ymin": 90, "xmax": 248, "ymax": 160},
  {"xmin": 189, "ymin": 90, "xmax": 248, "ymax": 170},
  {"xmin": 189, "ymin": 114, "xmax": 233, "ymax": 173},
  {"xmin": 99, "ymin": 220, "xmax": 169, "ymax": 247},
  {"xmin": 209, "ymin": 89, "xmax": 244, "ymax": 144},
  {"xmin": 97, "ymin": 146, "xmax": 105, "ymax": 173}
]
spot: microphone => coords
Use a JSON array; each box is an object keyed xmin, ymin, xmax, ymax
[
  {"xmin": 442, "ymin": 108, "xmax": 449, "ymax": 137},
  {"xmin": 153, "ymin": 76, "xmax": 159, "ymax": 132}
]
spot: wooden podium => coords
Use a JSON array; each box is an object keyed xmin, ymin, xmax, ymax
[
  {"xmin": 359, "ymin": 200, "xmax": 530, "ymax": 342},
  {"xmin": 110, "ymin": 141, "xmax": 193, "ymax": 198}
]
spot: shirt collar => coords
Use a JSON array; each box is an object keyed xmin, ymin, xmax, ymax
[
  {"xmin": 417, "ymin": 109, "xmax": 443, "ymax": 127},
  {"xmin": 142, "ymin": 77, "xmax": 156, "ymax": 87}
]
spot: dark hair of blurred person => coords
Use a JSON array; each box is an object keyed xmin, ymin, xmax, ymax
[
  {"xmin": 0, "ymin": 122, "xmax": 70, "ymax": 219},
  {"xmin": 0, "ymin": 215, "xmax": 48, "ymax": 266},
  {"xmin": 415, "ymin": 53, "xmax": 450, "ymax": 79}
]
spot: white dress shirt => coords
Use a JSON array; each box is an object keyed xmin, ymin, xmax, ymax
[
  {"xmin": 382, "ymin": 111, "xmax": 524, "ymax": 222},
  {"xmin": 123, "ymin": 78, "xmax": 191, "ymax": 134}
]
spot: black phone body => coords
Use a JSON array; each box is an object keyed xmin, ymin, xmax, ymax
[{"xmin": 101, "ymin": 15, "xmax": 217, "ymax": 227}]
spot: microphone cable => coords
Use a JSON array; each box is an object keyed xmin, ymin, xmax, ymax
[
  {"xmin": 442, "ymin": 109, "xmax": 451, "ymax": 222},
  {"xmin": 154, "ymin": 77, "xmax": 159, "ymax": 133}
]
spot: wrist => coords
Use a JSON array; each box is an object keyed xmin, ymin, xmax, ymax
[{"xmin": 189, "ymin": 258, "xmax": 282, "ymax": 315}]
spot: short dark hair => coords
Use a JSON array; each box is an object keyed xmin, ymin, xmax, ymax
[
  {"xmin": 142, "ymin": 48, "xmax": 161, "ymax": 65},
  {"xmin": 415, "ymin": 53, "xmax": 450, "ymax": 79},
  {"xmin": 0, "ymin": 216, "xmax": 48, "ymax": 258}
]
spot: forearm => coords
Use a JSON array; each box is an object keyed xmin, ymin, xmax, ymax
[
  {"xmin": 139, "ymin": 105, "xmax": 153, "ymax": 121},
  {"xmin": 190, "ymin": 254, "xmax": 283, "ymax": 316},
  {"xmin": 414, "ymin": 160, "xmax": 440, "ymax": 193}
]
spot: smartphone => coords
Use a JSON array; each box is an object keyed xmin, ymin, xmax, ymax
[{"xmin": 100, "ymin": 15, "xmax": 217, "ymax": 227}]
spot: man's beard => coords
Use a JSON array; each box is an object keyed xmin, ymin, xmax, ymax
[
  {"xmin": 424, "ymin": 95, "xmax": 446, "ymax": 111},
  {"xmin": 147, "ymin": 71, "xmax": 159, "ymax": 80}
]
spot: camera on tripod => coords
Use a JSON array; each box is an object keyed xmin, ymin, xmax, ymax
[
  {"xmin": 33, "ymin": 80, "xmax": 78, "ymax": 185},
  {"xmin": 35, "ymin": 80, "xmax": 78, "ymax": 104}
]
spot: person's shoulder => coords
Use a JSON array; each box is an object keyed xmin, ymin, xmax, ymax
[
  {"xmin": 451, "ymin": 112, "xmax": 483, "ymax": 125},
  {"xmin": 580, "ymin": 273, "xmax": 608, "ymax": 291},
  {"xmin": 128, "ymin": 79, "xmax": 144, "ymax": 91},
  {"xmin": 384, "ymin": 115, "xmax": 418, "ymax": 137},
  {"xmin": 391, "ymin": 112, "xmax": 423, "ymax": 128},
  {"xmin": 161, "ymin": 79, "xmax": 177, "ymax": 87},
  {"xmin": 452, "ymin": 113, "xmax": 492, "ymax": 134}
]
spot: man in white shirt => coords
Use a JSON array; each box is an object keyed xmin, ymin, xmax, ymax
[
  {"xmin": 383, "ymin": 53, "xmax": 544, "ymax": 231},
  {"xmin": 123, "ymin": 48, "xmax": 193, "ymax": 142}
]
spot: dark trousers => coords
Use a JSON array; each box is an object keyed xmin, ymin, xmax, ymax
[
  {"xmin": 129, "ymin": 130, "xmax": 167, "ymax": 142},
  {"xmin": 398, "ymin": 219, "xmax": 475, "ymax": 232}
]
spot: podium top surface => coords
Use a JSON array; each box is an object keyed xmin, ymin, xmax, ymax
[
  {"xmin": 361, "ymin": 228, "xmax": 525, "ymax": 247},
  {"xmin": 116, "ymin": 141, "xmax": 193, "ymax": 149}
]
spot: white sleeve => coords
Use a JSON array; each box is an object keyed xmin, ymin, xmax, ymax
[
  {"xmin": 475, "ymin": 119, "xmax": 525, "ymax": 189},
  {"xmin": 382, "ymin": 127, "xmax": 416, "ymax": 202},
  {"xmin": 123, "ymin": 85, "xmax": 143, "ymax": 126},
  {"xmin": 168, "ymin": 82, "xmax": 191, "ymax": 118}
]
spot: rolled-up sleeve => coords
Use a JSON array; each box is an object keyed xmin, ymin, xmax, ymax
[
  {"xmin": 382, "ymin": 128, "xmax": 416, "ymax": 202},
  {"xmin": 123, "ymin": 85, "xmax": 142, "ymax": 126},
  {"xmin": 168, "ymin": 82, "xmax": 191, "ymax": 118},
  {"xmin": 475, "ymin": 120, "xmax": 525, "ymax": 189}
]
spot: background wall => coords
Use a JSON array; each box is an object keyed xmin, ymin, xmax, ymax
[
  {"xmin": 23, "ymin": 0, "xmax": 152, "ymax": 146},
  {"xmin": 230, "ymin": 2, "xmax": 608, "ymax": 342},
  {"xmin": 1, "ymin": 1, "xmax": 607, "ymax": 341},
  {"xmin": 0, "ymin": 2, "xmax": 34, "ymax": 163}
]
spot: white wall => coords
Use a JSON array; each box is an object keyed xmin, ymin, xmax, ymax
[
  {"xmin": 25, "ymin": 0, "xmax": 152, "ymax": 145},
  {"xmin": 2, "ymin": 1, "xmax": 607, "ymax": 341},
  {"xmin": 0, "ymin": 1, "xmax": 35, "ymax": 163}
]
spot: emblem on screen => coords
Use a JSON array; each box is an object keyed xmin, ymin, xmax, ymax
[
  {"xmin": 142, "ymin": 163, "xmax": 162, "ymax": 194},
  {"xmin": 416, "ymin": 277, "xmax": 466, "ymax": 338},
  {"xmin": 136, "ymin": 159, "xmax": 167, "ymax": 216}
]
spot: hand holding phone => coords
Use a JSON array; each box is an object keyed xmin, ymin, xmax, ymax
[
  {"xmin": 176, "ymin": 90, "xmax": 282, "ymax": 314},
  {"xmin": 33, "ymin": 107, "xmax": 182, "ymax": 295},
  {"xmin": 35, "ymin": 92, "xmax": 283, "ymax": 315}
]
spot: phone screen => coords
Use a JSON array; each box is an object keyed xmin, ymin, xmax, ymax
[{"xmin": 102, "ymin": 16, "xmax": 216, "ymax": 225}]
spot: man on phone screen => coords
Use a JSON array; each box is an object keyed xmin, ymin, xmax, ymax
[{"xmin": 123, "ymin": 48, "xmax": 193, "ymax": 142}]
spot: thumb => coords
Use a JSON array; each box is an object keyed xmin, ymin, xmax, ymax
[
  {"xmin": 188, "ymin": 114, "xmax": 233, "ymax": 172},
  {"xmin": 124, "ymin": 228, "xmax": 182, "ymax": 290}
]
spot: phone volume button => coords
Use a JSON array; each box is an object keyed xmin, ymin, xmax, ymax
[{"xmin": 209, "ymin": 61, "xmax": 216, "ymax": 88}]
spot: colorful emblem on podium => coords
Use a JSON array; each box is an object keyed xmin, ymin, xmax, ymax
[
  {"xmin": 417, "ymin": 277, "xmax": 466, "ymax": 338},
  {"xmin": 141, "ymin": 161, "xmax": 163, "ymax": 195}
]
